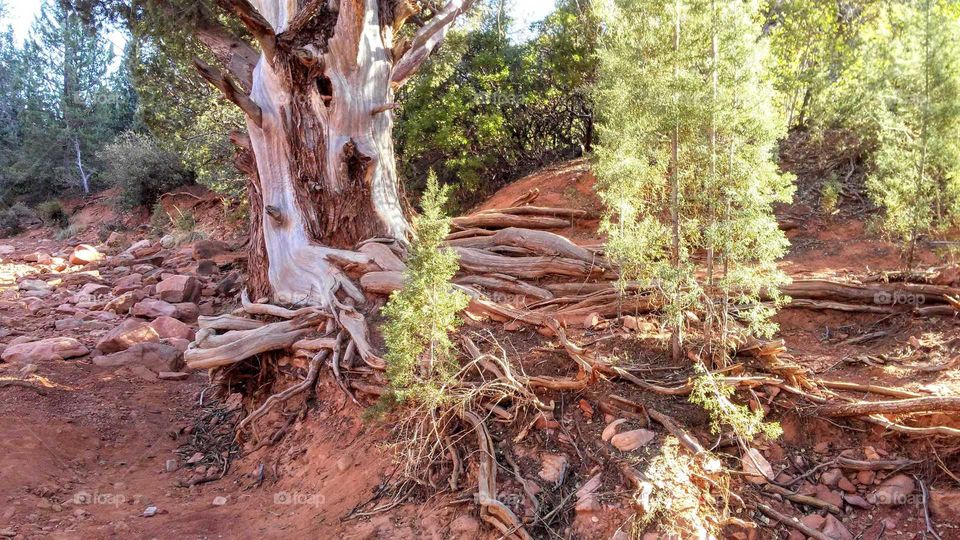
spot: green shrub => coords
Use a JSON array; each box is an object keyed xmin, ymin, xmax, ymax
[
  {"xmin": 98, "ymin": 132, "xmax": 195, "ymax": 210},
  {"xmin": 36, "ymin": 200, "xmax": 69, "ymax": 228},
  {"xmin": 381, "ymin": 172, "xmax": 470, "ymax": 405},
  {"xmin": 689, "ymin": 364, "xmax": 782, "ymax": 441},
  {"xmin": 0, "ymin": 203, "xmax": 38, "ymax": 238},
  {"xmin": 54, "ymin": 223, "xmax": 84, "ymax": 241},
  {"xmin": 820, "ymin": 175, "xmax": 842, "ymax": 215}
]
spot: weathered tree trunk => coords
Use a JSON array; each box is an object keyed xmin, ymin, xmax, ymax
[{"xmin": 196, "ymin": 0, "xmax": 471, "ymax": 308}]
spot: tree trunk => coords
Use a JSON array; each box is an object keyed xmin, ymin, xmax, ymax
[{"xmin": 191, "ymin": 0, "xmax": 471, "ymax": 309}]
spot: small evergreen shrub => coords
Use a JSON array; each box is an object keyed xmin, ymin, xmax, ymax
[
  {"xmin": 36, "ymin": 200, "xmax": 69, "ymax": 228},
  {"xmin": 381, "ymin": 172, "xmax": 470, "ymax": 405},
  {"xmin": 820, "ymin": 176, "xmax": 842, "ymax": 215},
  {"xmin": 99, "ymin": 132, "xmax": 195, "ymax": 210}
]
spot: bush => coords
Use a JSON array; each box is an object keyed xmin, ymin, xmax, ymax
[
  {"xmin": 0, "ymin": 203, "xmax": 38, "ymax": 238},
  {"xmin": 36, "ymin": 200, "xmax": 69, "ymax": 228},
  {"xmin": 381, "ymin": 173, "xmax": 470, "ymax": 404},
  {"xmin": 98, "ymin": 132, "xmax": 195, "ymax": 210}
]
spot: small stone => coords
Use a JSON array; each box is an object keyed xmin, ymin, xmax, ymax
[
  {"xmin": 165, "ymin": 459, "xmax": 178, "ymax": 472},
  {"xmin": 192, "ymin": 239, "xmax": 231, "ymax": 261},
  {"xmin": 820, "ymin": 468, "xmax": 843, "ymax": 488},
  {"xmin": 621, "ymin": 315, "xmax": 638, "ymax": 331},
  {"xmin": 838, "ymin": 477, "xmax": 857, "ymax": 493},
  {"xmin": 143, "ymin": 506, "xmax": 157, "ymax": 518},
  {"xmin": 856, "ymin": 470, "xmax": 875, "ymax": 485},
  {"xmin": 105, "ymin": 231, "xmax": 127, "ymax": 248},
  {"xmin": 742, "ymin": 448, "xmax": 774, "ymax": 484},
  {"xmin": 148, "ymin": 316, "xmax": 195, "ymax": 340},
  {"xmin": 160, "ymin": 234, "xmax": 177, "ymax": 249},
  {"xmin": 821, "ymin": 514, "xmax": 853, "ymax": 540},
  {"xmin": 610, "ymin": 429, "xmax": 656, "ymax": 451},
  {"xmin": 93, "ymin": 343, "xmax": 183, "ymax": 373},
  {"xmin": 601, "ymin": 418, "xmax": 627, "ymax": 442},
  {"xmin": 814, "ymin": 484, "xmax": 844, "ymax": 508},
  {"xmin": 155, "ymin": 275, "xmax": 201, "ymax": 303},
  {"xmin": 18, "ymin": 279, "xmax": 51, "ymax": 292},
  {"xmin": 843, "ymin": 493, "xmax": 872, "ymax": 509},
  {"xmin": 132, "ymin": 298, "xmax": 179, "ymax": 319},
  {"xmin": 574, "ymin": 473, "xmax": 602, "ymax": 514},
  {"xmin": 95, "ymin": 319, "xmax": 160, "ymax": 353},
  {"xmin": 800, "ymin": 514, "xmax": 825, "ymax": 530},
  {"xmin": 186, "ymin": 452, "xmax": 204, "ymax": 464},
  {"xmin": 868, "ymin": 474, "xmax": 915, "ymax": 506},
  {"xmin": 69, "ymin": 244, "xmax": 103, "ymax": 266},
  {"xmin": 211, "ymin": 496, "xmax": 228, "ymax": 507},
  {"xmin": 538, "ymin": 454, "xmax": 568, "ymax": 485},
  {"xmin": 196, "ymin": 260, "xmax": 218, "ymax": 276},
  {"xmin": 336, "ymin": 455, "xmax": 354, "ymax": 472}
]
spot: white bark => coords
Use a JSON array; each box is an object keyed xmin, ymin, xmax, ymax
[
  {"xmin": 73, "ymin": 137, "xmax": 91, "ymax": 194},
  {"xmin": 244, "ymin": 0, "xmax": 411, "ymax": 306}
]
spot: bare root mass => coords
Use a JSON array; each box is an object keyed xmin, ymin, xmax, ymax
[{"xmin": 187, "ymin": 205, "xmax": 960, "ymax": 538}]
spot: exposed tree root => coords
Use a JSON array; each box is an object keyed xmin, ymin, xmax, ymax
[
  {"xmin": 236, "ymin": 350, "xmax": 326, "ymax": 434},
  {"xmin": 756, "ymin": 503, "xmax": 832, "ymax": 540},
  {"xmin": 819, "ymin": 396, "xmax": 960, "ymax": 417}
]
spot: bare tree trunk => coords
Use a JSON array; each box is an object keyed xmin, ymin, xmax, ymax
[
  {"xmin": 195, "ymin": 0, "xmax": 472, "ymax": 308},
  {"xmin": 73, "ymin": 137, "xmax": 91, "ymax": 194}
]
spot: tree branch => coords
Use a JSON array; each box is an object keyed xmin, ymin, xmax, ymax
[
  {"xmin": 391, "ymin": 0, "xmax": 474, "ymax": 87},
  {"xmin": 193, "ymin": 58, "xmax": 263, "ymax": 127},
  {"xmin": 215, "ymin": 0, "xmax": 277, "ymax": 61}
]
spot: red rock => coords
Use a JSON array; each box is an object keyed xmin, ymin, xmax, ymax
[
  {"xmin": 855, "ymin": 470, "xmax": 875, "ymax": 485},
  {"xmin": 104, "ymin": 291, "xmax": 144, "ymax": 314},
  {"xmin": 69, "ymin": 244, "xmax": 103, "ymax": 266},
  {"xmin": 838, "ymin": 477, "xmax": 857, "ymax": 493},
  {"xmin": 743, "ymin": 448, "xmax": 774, "ymax": 484},
  {"xmin": 111, "ymin": 273, "xmax": 143, "ymax": 295},
  {"xmin": 173, "ymin": 302, "xmax": 199, "ymax": 322},
  {"xmin": 610, "ymin": 429, "xmax": 656, "ymax": 451},
  {"xmin": 931, "ymin": 489, "xmax": 960, "ymax": 520},
  {"xmin": 149, "ymin": 316, "xmax": 195, "ymax": 340},
  {"xmin": 538, "ymin": 454, "xmax": 568, "ymax": 485},
  {"xmin": 814, "ymin": 484, "xmax": 843, "ymax": 508},
  {"xmin": 821, "ymin": 514, "xmax": 853, "ymax": 540},
  {"xmin": 155, "ymin": 275, "xmax": 201, "ymax": 303},
  {"xmin": 574, "ymin": 473, "xmax": 602, "ymax": 513},
  {"xmin": 868, "ymin": 474, "xmax": 914, "ymax": 506},
  {"xmin": 800, "ymin": 514, "xmax": 825, "ymax": 530},
  {"xmin": 820, "ymin": 468, "xmax": 843, "ymax": 488},
  {"xmin": 843, "ymin": 493, "xmax": 872, "ymax": 509},
  {"xmin": 1, "ymin": 337, "xmax": 89, "ymax": 363},
  {"xmin": 93, "ymin": 342, "xmax": 183, "ymax": 373},
  {"xmin": 95, "ymin": 319, "xmax": 160, "ymax": 354},
  {"xmin": 132, "ymin": 298, "xmax": 178, "ymax": 319},
  {"xmin": 602, "ymin": 419, "xmax": 627, "ymax": 442},
  {"xmin": 162, "ymin": 338, "xmax": 191, "ymax": 353},
  {"xmin": 192, "ymin": 239, "xmax": 230, "ymax": 261}
]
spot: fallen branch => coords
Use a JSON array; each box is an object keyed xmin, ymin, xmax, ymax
[
  {"xmin": 756, "ymin": 503, "xmax": 832, "ymax": 540},
  {"xmin": 452, "ymin": 213, "xmax": 569, "ymax": 230},
  {"xmin": 819, "ymin": 396, "xmax": 960, "ymax": 417}
]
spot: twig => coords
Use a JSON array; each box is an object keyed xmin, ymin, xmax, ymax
[
  {"xmin": 756, "ymin": 503, "xmax": 832, "ymax": 540},
  {"xmin": 916, "ymin": 475, "xmax": 942, "ymax": 540}
]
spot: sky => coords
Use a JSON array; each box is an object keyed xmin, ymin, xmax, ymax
[{"xmin": 3, "ymin": 0, "xmax": 558, "ymax": 45}]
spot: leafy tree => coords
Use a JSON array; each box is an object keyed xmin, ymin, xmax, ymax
[
  {"xmin": 396, "ymin": 0, "xmax": 598, "ymax": 206},
  {"xmin": 765, "ymin": 0, "xmax": 879, "ymax": 128},
  {"xmin": 594, "ymin": 0, "xmax": 794, "ymax": 361},
  {"xmin": 842, "ymin": 0, "xmax": 960, "ymax": 266},
  {"xmin": 382, "ymin": 172, "xmax": 470, "ymax": 404}
]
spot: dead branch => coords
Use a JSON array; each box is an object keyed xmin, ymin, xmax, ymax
[
  {"xmin": 185, "ymin": 315, "xmax": 323, "ymax": 369},
  {"xmin": 198, "ymin": 314, "xmax": 267, "ymax": 331},
  {"xmin": 818, "ymin": 380, "xmax": 925, "ymax": 399},
  {"xmin": 819, "ymin": 396, "xmax": 960, "ymax": 417},
  {"xmin": 237, "ymin": 350, "xmax": 326, "ymax": 434},
  {"xmin": 451, "ymin": 213, "xmax": 570, "ymax": 231},
  {"xmin": 756, "ymin": 503, "xmax": 832, "ymax": 540}
]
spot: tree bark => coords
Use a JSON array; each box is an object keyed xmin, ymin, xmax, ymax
[{"xmin": 198, "ymin": 0, "xmax": 471, "ymax": 307}]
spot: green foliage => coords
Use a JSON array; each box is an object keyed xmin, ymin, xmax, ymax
[
  {"xmin": 54, "ymin": 223, "xmax": 84, "ymax": 241},
  {"xmin": 820, "ymin": 175, "xmax": 842, "ymax": 215},
  {"xmin": 395, "ymin": 0, "xmax": 597, "ymax": 205},
  {"xmin": 766, "ymin": 0, "xmax": 879, "ymax": 129},
  {"xmin": 845, "ymin": 0, "xmax": 960, "ymax": 265},
  {"xmin": 381, "ymin": 173, "xmax": 470, "ymax": 405},
  {"xmin": 0, "ymin": 1, "xmax": 137, "ymax": 202},
  {"xmin": 594, "ymin": 0, "xmax": 794, "ymax": 353},
  {"xmin": 36, "ymin": 199, "xmax": 68, "ymax": 228},
  {"xmin": 689, "ymin": 364, "xmax": 782, "ymax": 441},
  {"xmin": 98, "ymin": 132, "xmax": 195, "ymax": 210},
  {"xmin": 0, "ymin": 203, "xmax": 37, "ymax": 237}
]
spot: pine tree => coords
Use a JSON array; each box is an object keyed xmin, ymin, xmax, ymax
[
  {"xmin": 12, "ymin": 0, "xmax": 123, "ymax": 197},
  {"xmin": 851, "ymin": 0, "xmax": 960, "ymax": 267},
  {"xmin": 594, "ymin": 0, "xmax": 794, "ymax": 361}
]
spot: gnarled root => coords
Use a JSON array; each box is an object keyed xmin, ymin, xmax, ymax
[{"xmin": 236, "ymin": 350, "xmax": 327, "ymax": 434}]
